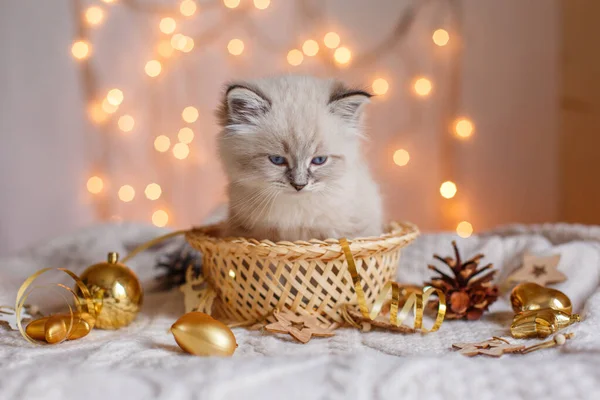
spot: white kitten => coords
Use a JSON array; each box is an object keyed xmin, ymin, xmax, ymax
[{"xmin": 217, "ymin": 75, "xmax": 383, "ymax": 241}]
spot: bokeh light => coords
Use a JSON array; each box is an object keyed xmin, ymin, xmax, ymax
[
  {"xmin": 145, "ymin": 60, "xmax": 162, "ymax": 77},
  {"xmin": 180, "ymin": 0, "xmax": 197, "ymax": 17},
  {"xmin": 87, "ymin": 176, "xmax": 104, "ymax": 194},
  {"xmin": 227, "ymin": 38, "xmax": 244, "ymax": 55},
  {"xmin": 302, "ymin": 39, "xmax": 319, "ymax": 56},
  {"xmin": 85, "ymin": 6, "xmax": 104, "ymax": 26},
  {"xmin": 154, "ymin": 135, "xmax": 171, "ymax": 152},
  {"xmin": 413, "ymin": 77, "xmax": 432, "ymax": 96},
  {"xmin": 101, "ymin": 98, "xmax": 118, "ymax": 114},
  {"xmin": 372, "ymin": 78, "xmax": 389, "ymax": 95},
  {"xmin": 454, "ymin": 118, "xmax": 474, "ymax": 139},
  {"xmin": 287, "ymin": 49, "xmax": 303, "ymax": 66},
  {"xmin": 432, "ymin": 29, "xmax": 450, "ymax": 46},
  {"xmin": 106, "ymin": 89, "xmax": 124, "ymax": 106},
  {"xmin": 118, "ymin": 185, "xmax": 135, "ymax": 202},
  {"xmin": 393, "ymin": 149, "xmax": 410, "ymax": 166},
  {"xmin": 178, "ymin": 127, "xmax": 194, "ymax": 143},
  {"xmin": 145, "ymin": 183, "xmax": 162, "ymax": 200},
  {"xmin": 456, "ymin": 221, "xmax": 473, "ymax": 238},
  {"xmin": 440, "ymin": 181, "xmax": 457, "ymax": 199},
  {"xmin": 182, "ymin": 106, "xmax": 199, "ymax": 123},
  {"xmin": 159, "ymin": 17, "xmax": 177, "ymax": 34},
  {"xmin": 223, "ymin": 0, "xmax": 240, "ymax": 8},
  {"xmin": 157, "ymin": 40, "xmax": 175, "ymax": 58},
  {"xmin": 118, "ymin": 115, "xmax": 135, "ymax": 132},
  {"xmin": 173, "ymin": 142, "xmax": 190, "ymax": 159},
  {"xmin": 71, "ymin": 40, "xmax": 90, "ymax": 60},
  {"xmin": 323, "ymin": 32, "xmax": 340, "ymax": 49},
  {"xmin": 253, "ymin": 0, "xmax": 270, "ymax": 9},
  {"xmin": 152, "ymin": 210, "xmax": 169, "ymax": 227},
  {"xmin": 171, "ymin": 33, "xmax": 187, "ymax": 50},
  {"xmin": 334, "ymin": 46, "xmax": 351, "ymax": 65},
  {"xmin": 88, "ymin": 102, "xmax": 109, "ymax": 124}
]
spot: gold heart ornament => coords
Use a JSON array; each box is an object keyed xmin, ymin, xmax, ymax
[{"xmin": 510, "ymin": 282, "xmax": 572, "ymax": 314}]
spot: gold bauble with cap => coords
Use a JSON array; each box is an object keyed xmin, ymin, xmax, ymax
[{"xmin": 76, "ymin": 252, "xmax": 143, "ymax": 329}]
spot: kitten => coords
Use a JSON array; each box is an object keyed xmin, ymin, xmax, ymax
[{"xmin": 217, "ymin": 75, "xmax": 383, "ymax": 242}]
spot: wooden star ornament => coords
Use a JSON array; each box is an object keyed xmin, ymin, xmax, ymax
[
  {"xmin": 453, "ymin": 337, "xmax": 525, "ymax": 357},
  {"xmin": 264, "ymin": 310, "xmax": 335, "ymax": 344},
  {"xmin": 508, "ymin": 253, "xmax": 566, "ymax": 286}
]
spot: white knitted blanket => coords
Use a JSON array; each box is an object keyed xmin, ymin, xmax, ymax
[{"xmin": 1, "ymin": 223, "xmax": 600, "ymax": 400}]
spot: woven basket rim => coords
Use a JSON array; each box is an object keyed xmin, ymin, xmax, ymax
[{"xmin": 186, "ymin": 220, "xmax": 419, "ymax": 250}]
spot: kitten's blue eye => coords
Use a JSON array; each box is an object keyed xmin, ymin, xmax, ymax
[
  {"xmin": 311, "ymin": 156, "xmax": 328, "ymax": 165},
  {"xmin": 268, "ymin": 155, "xmax": 287, "ymax": 165}
]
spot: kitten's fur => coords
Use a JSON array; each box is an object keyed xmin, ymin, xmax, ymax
[{"xmin": 217, "ymin": 75, "xmax": 383, "ymax": 241}]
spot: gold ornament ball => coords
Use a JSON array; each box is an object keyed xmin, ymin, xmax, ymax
[
  {"xmin": 77, "ymin": 252, "xmax": 143, "ymax": 329},
  {"xmin": 171, "ymin": 312, "xmax": 237, "ymax": 357}
]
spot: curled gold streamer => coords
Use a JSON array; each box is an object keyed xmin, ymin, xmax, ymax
[
  {"xmin": 339, "ymin": 238, "xmax": 446, "ymax": 332},
  {"xmin": 15, "ymin": 268, "xmax": 97, "ymax": 345}
]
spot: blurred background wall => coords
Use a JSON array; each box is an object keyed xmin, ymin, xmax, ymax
[{"xmin": 0, "ymin": 0, "xmax": 572, "ymax": 255}]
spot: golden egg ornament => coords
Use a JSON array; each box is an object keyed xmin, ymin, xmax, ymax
[
  {"xmin": 26, "ymin": 313, "xmax": 92, "ymax": 342},
  {"xmin": 510, "ymin": 308, "xmax": 580, "ymax": 339},
  {"xmin": 510, "ymin": 282, "xmax": 572, "ymax": 314},
  {"xmin": 171, "ymin": 312, "xmax": 237, "ymax": 357},
  {"xmin": 76, "ymin": 252, "xmax": 143, "ymax": 329}
]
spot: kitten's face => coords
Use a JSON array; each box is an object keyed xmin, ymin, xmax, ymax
[{"xmin": 218, "ymin": 77, "xmax": 370, "ymax": 196}]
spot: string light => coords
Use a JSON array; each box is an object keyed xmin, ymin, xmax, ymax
[
  {"xmin": 101, "ymin": 0, "xmax": 116, "ymax": 3},
  {"xmin": 323, "ymin": 32, "xmax": 340, "ymax": 49},
  {"xmin": 88, "ymin": 102, "xmax": 109, "ymax": 124},
  {"xmin": 152, "ymin": 210, "xmax": 169, "ymax": 227},
  {"xmin": 181, "ymin": 36, "xmax": 195, "ymax": 52},
  {"xmin": 87, "ymin": 176, "xmax": 104, "ymax": 194},
  {"xmin": 287, "ymin": 49, "xmax": 303, "ymax": 66},
  {"xmin": 456, "ymin": 221, "xmax": 473, "ymax": 238},
  {"xmin": 223, "ymin": 0, "xmax": 240, "ymax": 8},
  {"xmin": 228, "ymin": 270, "xmax": 236, "ymax": 278},
  {"xmin": 302, "ymin": 39, "xmax": 319, "ymax": 56},
  {"xmin": 432, "ymin": 29, "xmax": 450, "ymax": 46},
  {"xmin": 372, "ymin": 78, "xmax": 389, "ymax": 95},
  {"xmin": 253, "ymin": 0, "xmax": 270, "ymax": 10},
  {"xmin": 145, "ymin": 183, "xmax": 162, "ymax": 200},
  {"xmin": 393, "ymin": 149, "xmax": 410, "ymax": 166},
  {"xmin": 118, "ymin": 185, "xmax": 135, "ymax": 202},
  {"xmin": 454, "ymin": 118, "xmax": 474, "ymax": 139},
  {"xmin": 180, "ymin": 0, "xmax": 197, "ymax": 17},
  {"xmin": 227, "ymin": 38, "xmax": 244, "ymax": 55},
  {"xmin": 159, "ymin": 17, "xmax": 177, "ymax": 34},
  {"xmin": 118, "ymin": 115, "xmax": 135, "ymax": 132},
  {"xmin": 171, "ymin": 33, "xmax": 187, "ymax": 50},
  {"xmin": 85, "ymin": 6, "xmax": 105, "ymax": 26},
  {"xmin": 334, "ymin": 46, "xmax": 351, "ymax": 65},
  {"xmin": 101, "ymin": 98, "xmax": 118, "ymax": 114},
  {"xmin": 71, "ymin": 40, "xmax": 90, "ymax": 60},
  {"xmin": 178, "ymin": 127, "xmax": 194, "ymax": 143},
  {"xmin": 145, "ymin": 60, "xmax": 162, "ymax": 77},
  {"xmin": 182, "ymin": 106, "xmax": 199, "ymax": 123},
  {"xmin": 106, "ymin": 89, "xmax": 124, "ymax": 106},
  {"xmin": 154, "ymin": 135, "xmax": 171, "ymax": 152},
  {"xmin": 157, "ymin": 40, "xmax": 175, "ymax": 58},
  {"xmin": 440, "ymin": 181, "xmax": 457, "ymax": 199},
  {"xmin": 173, "ymin": 142, "xmax": 190, "ymax": 159},
  {"xmin": 413, "ymin": 77, "xmax": 432, "ymax": 96}
]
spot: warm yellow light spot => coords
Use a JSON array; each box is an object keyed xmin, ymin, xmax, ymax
[
  {"xmin": 454, "ymin": 118, "xmax": 474, "ymax": 139},
  {"xmin": 302, "ymin": 39, "xmax": 319, "ymax": 56},
  {"xmin": 440, "ymin": 181, "xmax": 457, "ymax": 199},
  {"xmin": 88, "ymin": 102, "xmax": 109, "ymax": 124},
  {"xmin": 145, "ymin": 60, "xmax": 162, "ymax": 77},
  {"xmin": 118, "ymin": 115, "xmax": 135, "ymax": 132},
  {"xmin": 154, "ymin": 135, "xmax": 171, "ymax": 152},
  {"xmin": 118, "ymin": 185, "xmax": 135, "ymax": 202},
  {"xmin": 106, "ymin": 89, "xmax": 124, "ymax": 106},
  {"xmin": 413, "ymin": 77, "xmax": 432, "ymax": 96},
  {"xmin": 253, "ymin": 0, "xmax": 270, "ymax": 9},
  {"xmin": 287, "ymin": 49, "xmax": 304, "ymax": 66},
  {"xmin": 101, "ymin": 98, "xmax": 118, "ymax": 114},
  {"xmin": 173, "ymin": 142, "xmax": 190, "ymax": 159},
  {"xmin": 101, "ymin": 0, "xmax": 116, "ymax": 3},
  {"xmin": 223, "ymin": 0, "xmax": 240, "ymax": 8},
  {"xmin": 152, "ymin": 210, "xmax": 169, "ymax": 227},
  {"xmin": 372, "ymin": 78, "xmax": 389, "ymax": 95},
  {"xmin": 71, "ymin": 40, "xmax": 90, "ymax": 60},
  {"xmin": 85, "ymin": 6, "xmax": 104, "ymax": 26},
  {"xmin": 145, "ymin": 183, "xmax": 162, "ymax": 200},
  {"xmin": 181, "ymin": 36, "xmax": 194, "ymax": 52},
  {"xmin": 432, "ymin": 29, "xmax": 450, "ymax": 46},
  {"xmin": 157, "ymin": 40, "xmax": 174, "ymax": 58},
  {"xmin": 227, "ymin": 38, "xmax": 244, "ymax": 55},
  {"xmin": 456, "ymin": 221, "xmax": 473, "ymax": 238},
  {"xmin": 334, "ymin": 46, "xmax": 352, "ymax": 65},
  {"xmin": 171, "ymin": 33, "xmax": 187, "ymax": 50},
  {"xmin": 323, "ymin": 32, "xmax": 340, "ymax": 49},
  {"xmin": 159, "ymin": 17, "xmax": 177, "ymax": 34},
  {"xmin": 87, "ymin": 176, "xmax": 104, "ymax": 194},
  {"xmin": 180, "ymin": 0, "xmax": 197, "ymax": 16},
  {"xmin": 178, "ymin": 127, "xmax": 194, "ymax": 143},
  {"xmin": 182, "ymin": 106, "xmax": 198, "ymax": 123},
  {"xmin": 228, "ymin": 269, "xmax": 236, "ymax": 278},
  {"xmin": 393, "ymin": 149, "xmax": 410, "ymax": 166}
]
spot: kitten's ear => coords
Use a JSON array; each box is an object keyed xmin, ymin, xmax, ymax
[
  {"xmin": 217, "ymin": 83, "xmax": 271, "ymax": 127},
  {"xmin": 328, "ymin": 86, "xmax": 372, "ymax": 123}
]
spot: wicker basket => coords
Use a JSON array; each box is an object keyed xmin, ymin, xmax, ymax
[{"xmin": 185, "ymin": 221, "xmax": 419, "ymax": 326}]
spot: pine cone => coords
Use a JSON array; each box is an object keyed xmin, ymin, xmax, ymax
[{"xmin": 425, "ymin": 241, "xmax": 499, "ymax": 320}]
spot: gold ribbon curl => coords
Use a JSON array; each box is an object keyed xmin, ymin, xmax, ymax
[
  {"xmin": 15, "ymin": 268, "xmax": 97, "ymax": 345},
  {"xmin": 339, "ymin": 238, "xmax": 446, "ymax": 332}
]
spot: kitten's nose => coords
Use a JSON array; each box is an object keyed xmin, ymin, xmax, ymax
[{"xmin": 291, "ymin": 183, "xmax": 306, "ymax": 191}]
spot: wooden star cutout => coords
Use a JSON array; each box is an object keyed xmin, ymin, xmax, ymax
[
  {"xmin": 508, "ymin": 253, "xmax": 566, "ymax": 286},
  {"xmin": 264, "ymin": 310, "xmax": 335, "ymax": 344},
  {"xmin": 0, "ymin": 305, "xmax": 35, "ymax": 331},
  {"xmin": 453, "ymin": 337, "xmax": 525, "ymax": 357}
]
